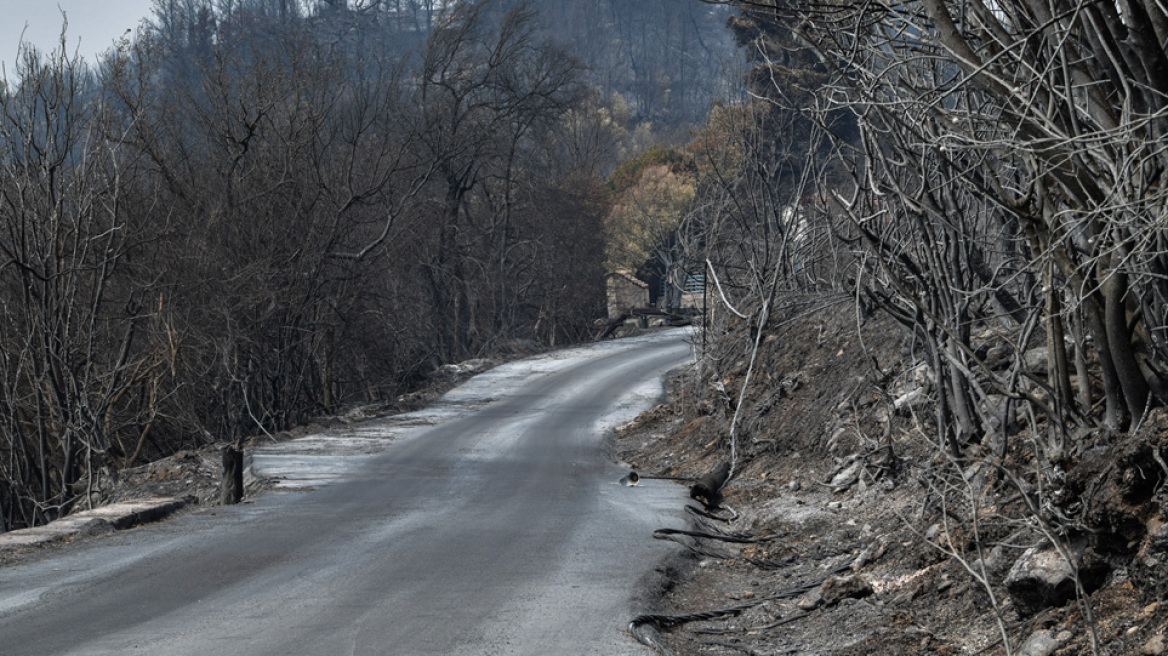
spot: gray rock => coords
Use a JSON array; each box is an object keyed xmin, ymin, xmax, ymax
[
  {"xmin": 1150, "ymin": 521, "xmax": 1168, "ymax": 551},
  {"xmin": 893, "ymin": 388, "xmax": 928, "ymax": 415},
  {"xmin": 1016, "ymin": 629, "xmax": 1067, "ymax": 656},
  {"xmin": 1023, "ymin": 347, "xmax": 1049, "ymax": 375},
  {"xmin": 797, "ymin": 588, "xmax": 823, "ymax": 610},
  {"xmin": 890, "ymin": 590, "xmax": 915, "ymax": 606},
  {"xmin": 850, "ymin": 541, "xmax": 882, "ymax": 571},
  {"xmin": 820, "ymin": 575, "xmax": 873, "ymax": 605},
  {"xmin": 983, "ymin": 345, "xmax": 1014, "ymax": 370},
  {"xmin": 970, "ymin": 545, "xmax": 1011, "ymax": 581},
  {"xmin": 830, "ymin": 459, "xmax": 863, "ymax": 487},
  {"xmin": 1004, "ymin": 541, "xmax": 1110, "ymax": 615}
]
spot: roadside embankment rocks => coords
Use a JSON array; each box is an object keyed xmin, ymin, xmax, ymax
[{"xmin": 1003, "ymin": 540, "xmax": 1110, "ymax": 615}]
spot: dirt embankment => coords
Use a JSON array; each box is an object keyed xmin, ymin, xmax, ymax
[{"xmin": 614, "ymin": 305, "xmax": 1168, "ymax": 655}]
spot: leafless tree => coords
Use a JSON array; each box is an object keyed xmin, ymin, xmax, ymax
[{"xmin": 0, "ymin": 42, "xmax": 171, "ymax": 526}]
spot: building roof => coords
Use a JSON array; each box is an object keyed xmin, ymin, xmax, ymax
[{"xmin": 605, "ymin": 270, "xmax": 649, "ymax": 288}]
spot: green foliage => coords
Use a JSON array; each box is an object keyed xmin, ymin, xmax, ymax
[
  {"xmin": 604, "ymin": 162, "xmax": 695, "ymax": 274},
  {"xmin": 606, "ymin": 144, "xmax": 689, "ymax": 193}
]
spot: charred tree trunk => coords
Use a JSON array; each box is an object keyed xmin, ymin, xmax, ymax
[
  {"xmin": 1105, "ymin": 268, "xmax": 1151, "ymax": 423},
  {"xmin": 690, "ymin": 461, "xmax": 731, "ymax": 508},
  {"xmin": 221, "ymin": 444, "xmax": 244, "ymax": 506}
]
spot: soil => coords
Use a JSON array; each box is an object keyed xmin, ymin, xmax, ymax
[{"xmin": 612, "ymin": 301, "xmax": 1168, "ymax": 656}]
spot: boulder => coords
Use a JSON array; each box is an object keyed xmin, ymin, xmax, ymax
[
  {"xmin": 820, "ymin": 574, "xmax": 873, "ymax": 606},
  {"xmin": 1004, "ymin": 541, "xmax": 1110, "ymax": 615}
]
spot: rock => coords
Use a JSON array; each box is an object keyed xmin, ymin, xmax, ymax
[
  {"xmin": 925, "ymin": 523, "xmax": 944, "ymax": 541},
  {"xmin": 1023, "ymin": 347, "xmax": 1050, "ymax": 375},
  {"xmin": 1004, "ymin": 541, "xmax": 1110, "ymax": 616},
  {"xmin": 893, "ymin": 388, "xmax": 928, "ymax": 415},
  {"xmin": 1143, "ymin": 634, "xmax": 1167, "ymax": 655},
  {"xmin": 851, "ymin": 541, "xmax": 882, "ymax": 571},
  {"xmin": 787, "ymin": 479, "xmax": 801, "ymax": 492},
  {"xmin": 820, "ymin": 575, "xmax": 873, "ymax": 605},
  {"xmin": 797, "ymin": 588, "xmax": 823, "ymax": 610},
  {"xmin": 891, "ymin": 590, "xmax": 916, "ymax": 606},
  {"xmin": 0, "ymin": 497, "xmax": 187, "ymax": 552},
  {"xmin": 1016, "ymin": 629, "xmax": 1067, "ymax": 656},
  {"xmin": 983, "ymin": 345, "xmax": 1014, "ymax": 370},
  {"xmin": 829, "ymin": 459, "xmax": 863, "ymax": 488},
  {"xmin": 970, "ymin": 545, "xmax": 1011, "ymax": 581},
  {"xmin": 1150, "ymin": 520, "xmax": 1168, "ymax": 551}
]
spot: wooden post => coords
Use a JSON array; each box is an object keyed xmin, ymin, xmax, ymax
[{"xmin": 221, "ymin": 444, "xmax": 244, "ymax": 505}]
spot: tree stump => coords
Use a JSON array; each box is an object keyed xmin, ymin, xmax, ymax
[
  {"xmin": 690, "ymin": 461, "xmax": 731, "ymax": 508},
  {"xmin": 221, "ymin": 444, "xmax": 244, "ymax": 505}
]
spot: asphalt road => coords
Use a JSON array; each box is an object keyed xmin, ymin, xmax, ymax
[{"xmin": 0, "ymin": 331, "xmax": 693, "ymax": 656}]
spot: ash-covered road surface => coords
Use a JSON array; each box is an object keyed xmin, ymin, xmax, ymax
[{"xmin": 0, "ymin": 330, "xmax": 693, "ymax": 655}]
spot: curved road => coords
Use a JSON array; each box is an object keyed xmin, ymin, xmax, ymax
[{"xmin": 0, "ymin": 331, "xmax": 693, "ymax": 655}]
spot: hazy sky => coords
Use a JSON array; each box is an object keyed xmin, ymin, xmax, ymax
[{"xmin": 0, "ymin": 0, "xmax": 157, "ymax": 78}]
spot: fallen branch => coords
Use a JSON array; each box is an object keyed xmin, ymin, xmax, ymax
[
  {"xmin": 694, "ymin": 611, "xmax": 811, "ymax": 635},
  {"xmin": 687, "ymin": 503, "xmax": 739, "ymax": 522},
  {"xmin": 629, "ymin": 566, "xmax": 852, "ymax": 654},
  {"xmin": 652, "ymin": 527, "xmax": 779, "ymax": 544}
]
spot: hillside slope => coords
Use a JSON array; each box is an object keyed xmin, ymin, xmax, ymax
[{"xmin": 615, "ymin": 300, "xmax": 1168, "ymax": 655}]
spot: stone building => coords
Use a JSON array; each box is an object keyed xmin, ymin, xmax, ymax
[{"xmin": 605, "ymin": 270, "xmax": 649, "ymax": 319}]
